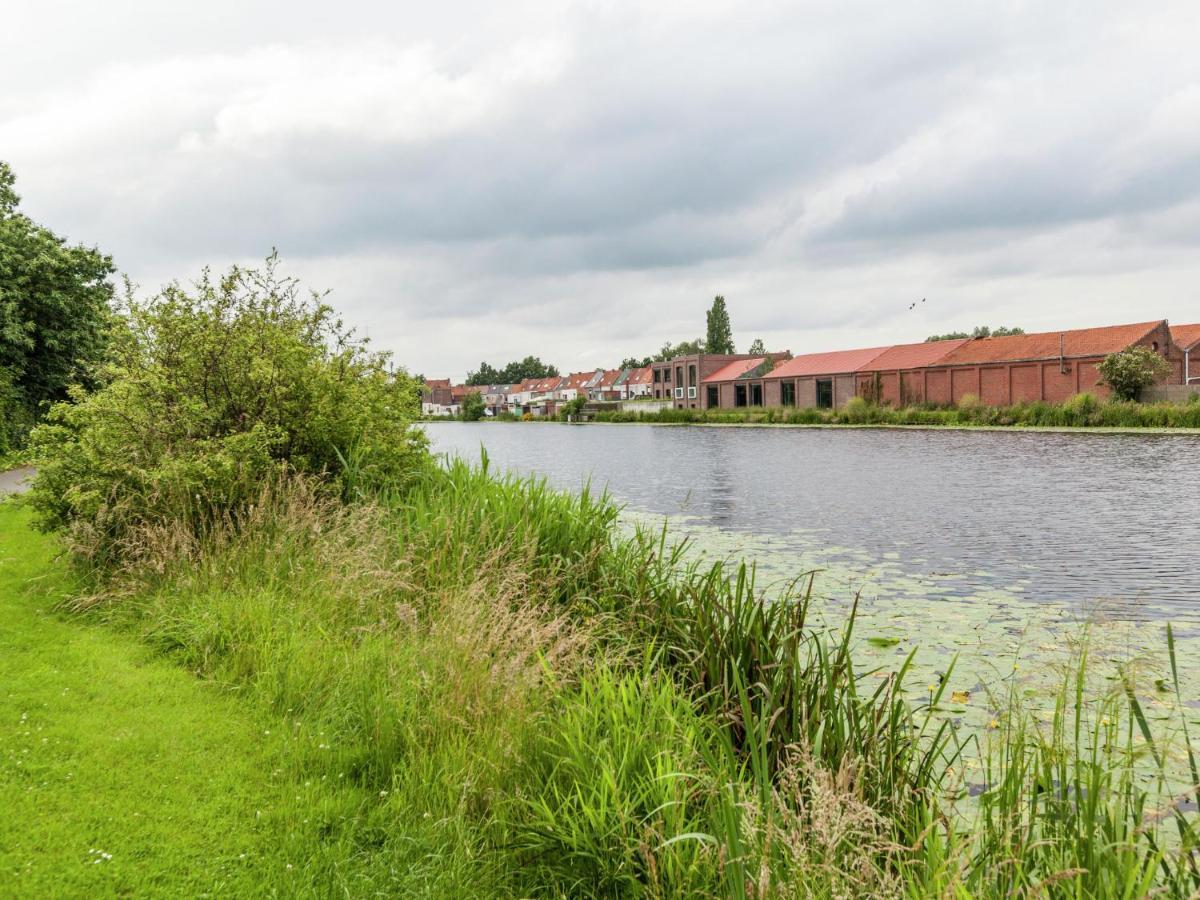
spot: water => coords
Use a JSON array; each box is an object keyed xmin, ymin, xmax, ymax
[{"xmin": 426, "ymin": 422, "xmax": 1200, "ymax": 621}]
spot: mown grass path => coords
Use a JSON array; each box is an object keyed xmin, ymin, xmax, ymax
[{"xmin": 0, "ymin": 502, "xmax": 353, "ymax": 898}]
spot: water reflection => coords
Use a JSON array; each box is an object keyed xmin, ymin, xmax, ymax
[{"xmin": 426, "ymin": 422, "xmax": 1200, "ymax": 620}]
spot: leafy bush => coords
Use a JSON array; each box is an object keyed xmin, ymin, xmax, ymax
[
  {"xmin": 27, "ymin": 256, "xmax": 427, "ymax": 561},
  {"xmin": 459, "ymin": 390, "xmax": 486, "ymax": 421},
  {"xmin": 1098, "ymin": 346, "xmax": 1172, "ymax": 401}
]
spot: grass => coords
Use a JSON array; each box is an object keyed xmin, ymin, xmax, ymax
[
  {"xmin": 7, "ymin": 457, "xmax": 1200, "ymax": 896},
  {"xmin": 574, "ymin": 392, "xmax": 1200, "ymax": 429}
]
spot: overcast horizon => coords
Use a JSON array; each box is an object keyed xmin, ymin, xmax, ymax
[{"xmin": 3, "ymin": 1, "xmax": 1199, "ymax": 381}]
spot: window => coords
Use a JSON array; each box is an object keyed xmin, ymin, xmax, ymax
[
  {"xmin": 707, "ymin": 385, "xmax": 719, "ymax": 407},
  {"xmin": 781, "ymin": 381, "xmax": 795, "ymax": 406},
  {"xmin": 653, "ymin": 369, "xmax": 661, "ymax": 383},
  {"xmin": 816, "ymin": 378, "xmax": 833, "ymax": 409},
  {"xmin": 687, "ymin": 386, "xmax": 697, "ymax": 399},
  {"xmin": 734, "ymin": 384, "xmax": 747, "ymax": 407},
  {"xmin": 674, "ymin": 387, "xmax": 683, "ymax": 399},
  {"xmin": 750, "ymin": 383, "xmax": 763, "ymax": 406},
  {"xmin": 675, "ymin": 366, "xmax": 684, "ymax": 386},
  {"xmin": 663, "ymin": 368, "xmax": 671, "ymax": 382},
  {"xmin": 688, "ymin": 364, "xmax": 697, "ymax": 386}
]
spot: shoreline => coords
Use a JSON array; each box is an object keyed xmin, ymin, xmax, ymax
[{"xmin": 424, "ymin": 419, "xmax": 1200, "ymax": 436}]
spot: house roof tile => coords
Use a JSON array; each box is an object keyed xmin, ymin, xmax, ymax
[
  {"xmin": 1171, "ymin": 324, "xmax": 1200, "ymax": 351},
  {"xmin": 766, "ymin": 346, "xmax": 891, "ymax": 379},
  {"xmin": 704, "ymin": 357, "xmax": 767, "ymax": 383},
  {"xmin": 938, "ymin": 321, "xmax": 1164, "ymax": 366},
  {"xmin": 855, "ymin": 338, "xmax": 970, "ymax": 372}
]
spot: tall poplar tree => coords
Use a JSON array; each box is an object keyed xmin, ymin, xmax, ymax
[{"xmin": 705, "ymin": 295, "xmax": 734, "ymax": 354}]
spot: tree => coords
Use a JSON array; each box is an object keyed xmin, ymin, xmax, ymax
[
  {"xmin": 657, "ymin": 339, "xmax": 705, "ymax": 360},
  {"xmin": 619, "ymin": 356, "xmax": 653, "ymax": 369},
  {"xmin": 705, "ymin": 295, "xmax": 734, "ymax": 354},
  {"xmin": 926, "ymin": 325, "xmax": 1025, "ymax": 342},
  {"xmin": 1097, "ymin": 346, "xmax": 1172, "ymax": 401},
  {"xmin": 466, "ymin": 356, "xmax": 558, "ymax": 385},
  {"xmin": 459, "ymin": 390, "xmax": 486, "ymax": 421},
  {"xmin": 747, "ymin": 338, "xmax": 766, "ymax": 355},
  {"xmin": 0, "ymin": 161, "xmax": 115, "ymax": 429}
]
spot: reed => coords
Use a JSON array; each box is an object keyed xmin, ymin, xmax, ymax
[{"xmin": 68, "ymin": 455, "xmax": 1200, "ymax": 896}]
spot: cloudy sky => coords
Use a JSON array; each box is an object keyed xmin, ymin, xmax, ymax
[{"xmin": 3, "ymin": 1, "xmax": 1199, "ymax": 379}]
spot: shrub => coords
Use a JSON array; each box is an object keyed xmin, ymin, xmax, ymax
[
  {"xmin": 1098, "ymin": 346, "xmax": 1172, "ymax": 401},
  {"xmin": 459, "ymin": 390, "xmax": 486, "ymax": 421},
  {"xmin": 27, "ymin": 255, "xmax": 428, "ymax": 562}
]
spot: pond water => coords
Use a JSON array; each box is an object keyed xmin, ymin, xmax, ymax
[{"xmin": 426, "ymin": 422, "xmax": 1199, "ymax": 622}]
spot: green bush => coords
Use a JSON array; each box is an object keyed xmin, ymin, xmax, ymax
[
  {"xmin": 1097, "ymin": 346, "xmax": 1172, "ymax": 401},
  {"xmin": 27, "ymin": 256, "xmax": 428, "ymax": 562}
]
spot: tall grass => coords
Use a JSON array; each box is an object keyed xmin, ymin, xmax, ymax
[
  {"xmin": 68, "ymin": 456, "xmax": 1200, "ymax": 896},
  {"xmin": 583, "ymin": 393, "xmax": 1200, "ymax": 428}
]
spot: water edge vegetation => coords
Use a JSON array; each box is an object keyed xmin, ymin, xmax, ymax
[{"xmin": 6, "ymin": 258, "xmax": 1200, "ymax": 896}]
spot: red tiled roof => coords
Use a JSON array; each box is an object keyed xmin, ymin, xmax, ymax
[
  {"xmin": 856, "ymin": 338, "xmax": 970, "ymax": 372},
  {"xmin": 424, "ymin": 378, "xmax": 451, "ymax": 389},
  {"xmin": 628, "ymin": 366, "xmax": 652, "ymax": 385},
  {"xmin": 704, "ymin": 357, "xmax": 766, "ymax": 383},
  {"xmin": 1171, "ymin": 324, "xmax": 1200, "ymax": 351},
  {"xmin": 938, "ymin": 321, "xmax": 1163, "ymax": 366},
  {"xmin": 562, "ymin": 371, "xmax": 597, "ymax": 390},
  {"xmin": 767, "ymin": 346, "xmax": 891, "ymax": 379},
  {"xmin": 596, "ymin": 368, "xmax": 621, "ymax": 388}
]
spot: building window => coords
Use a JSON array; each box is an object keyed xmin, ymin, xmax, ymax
[
  {"xmin": 675, "ymin": 366, "xmax": 684, "ymax": 386},
  {"xmin": 750, "ymin": 383, "xmax": 763, "ymax": 406},
  {"xmin": 663, "ymin": 368, "xmax": 671, "ymax": 382},
  {"xmin": 688, "ymin": 364, "xmax": 697, "ymax": 386},
  {"xmin": 781, "ymin": 381, "xmax": 795, "ymax": 406},
  {"xmin": 687, "ymin": 386, "xmax": 697, "ymax": 399},
  {"xmin": 816, "ymin": 378, "xmax": 833, "ymax": 409},
  {"xmin": 706, "ymin": 385, "xmax": 719, "ymax": 407},
  {"xmin": 653, "ymin": 369, "xmax": 661, "ymax": 383},
  {"xmin": 734, "ymin": 384, "xmax": 747, "ymax": 407}
]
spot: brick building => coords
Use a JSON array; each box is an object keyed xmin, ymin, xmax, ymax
[
  {"xmin": 916, "ymin": 321, "xmax": 1179, "ymax": 405},
  {"xmin": 759, "ymin": 346, "xmax": 892, "ymax": 410},
  {"xmin": 651, "ymin": 353, "xmax": 766, "ymax": 409},
  {"xmin": 1172, "ymin": 324, "xmax": 1200, "ymax": 385}
]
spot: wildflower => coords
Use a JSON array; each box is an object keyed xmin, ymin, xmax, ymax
[
  {"xmin": 988, "ymin": 719, "xmax": 1000, "ymax": 730},
  {"xmin": 379, "ymin": 789, "xmax": 388, "ymax": 798}
]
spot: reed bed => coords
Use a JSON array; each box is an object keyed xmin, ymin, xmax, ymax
[{"xmin": 74, "ymin": 454, "xmax": 1200, "ymax": 896}]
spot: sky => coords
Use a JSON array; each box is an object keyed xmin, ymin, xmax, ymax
[{"xmin": 3, "ymin": 1, "xmax": 1199, "ymax": 380}]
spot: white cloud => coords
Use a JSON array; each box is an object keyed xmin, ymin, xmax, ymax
[{"xmin": 2, "ymin": 0, "xmax": 1198, "ymax": 379}]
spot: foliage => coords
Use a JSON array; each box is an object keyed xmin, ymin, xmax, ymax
[
  {"xmin": 705, "ymin": 295, "xmax": 735, "ymax": 354},
  {"xmin": 0, "ymin": 160, "xmax": 115, "ymax": 444},
  {"xmin": 459, "ymin": 389, "xmax": 486, "ymax": 421},
  {"xmin": 26, "ymin": 255, "xmax": 427, "ymax": 561},
  {"xmin": 557, "ymin": 394, "xmax": 587, "ymax": 420},
  {"xmin": 619, "ymin": 355, "xmax": 652, "ymax": 369},
  {"xmin": 1097, "ymin": 345, "xmax": 1173, "ymax": 401},
  {"xmin": 658, "ymin": 338, "xmax": 706, "ymax": 360},
  {"xmin": 466, "ymin": 356, "xmax": 559, "ymax": 386},
  {"xmin": 926, "ymin": 325, "xmax": 1025, "ymax": 342},
  {"xmin": 747, "ymin": 337, "xmax": 765, "ymax": 355},
  {"xmin": 30, "ymin": 452, "xmax": 1200, "ymax": 896},
  {"xmin": 582, "ymin": 395, "xmax": 1200, "ymax": 429}
]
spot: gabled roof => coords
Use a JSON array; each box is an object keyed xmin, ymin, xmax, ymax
[
  {"xmin": 766, "ymin": 346, "xmax": 891, "ymax": 379},
  {"xmin": 704, "ymin": 357, "xmax": 767, "ymax": 383},
  {"xmin": 856, "ymin": 338, "xmax": 970, "ymax": 372},
  {"xmin": 627, "ymin": 366, "xmax": 653, "ymax": 385},
  {"xmin": 1171, "ymin": 324, "xmax": 1200, "ymax": 351},
  {"xmin": 562, "ymin": 371, "xmax": 598, "ymax": 390},
  {"xmin": 939, "ymin": 321, "xmax": 1164, "ymax": 366},
  {"xmin": 594, "ymin": 369, "xmax": 621, "ymax": 388},
  {"xmin": 424, "ymin": 378, "xmax": 451, "ymax": 389}
]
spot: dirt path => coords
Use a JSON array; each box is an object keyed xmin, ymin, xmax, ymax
[{"xmin": 0, "ymin": 466, "xmax": 34, "ymax": 496}]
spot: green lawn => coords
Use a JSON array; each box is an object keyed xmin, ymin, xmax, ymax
[{"xmin": 0, "ymin": 502, "xmax": 405, "ymax": 898}]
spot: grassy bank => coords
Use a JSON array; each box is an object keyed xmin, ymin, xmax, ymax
[
  {"xmin": 587, "ymin": 393, "xmax": 1200, "ymax": 429},
  {"xmin": 13, "ymin": 457, "xmax": 1200, "ymax": 896}
]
